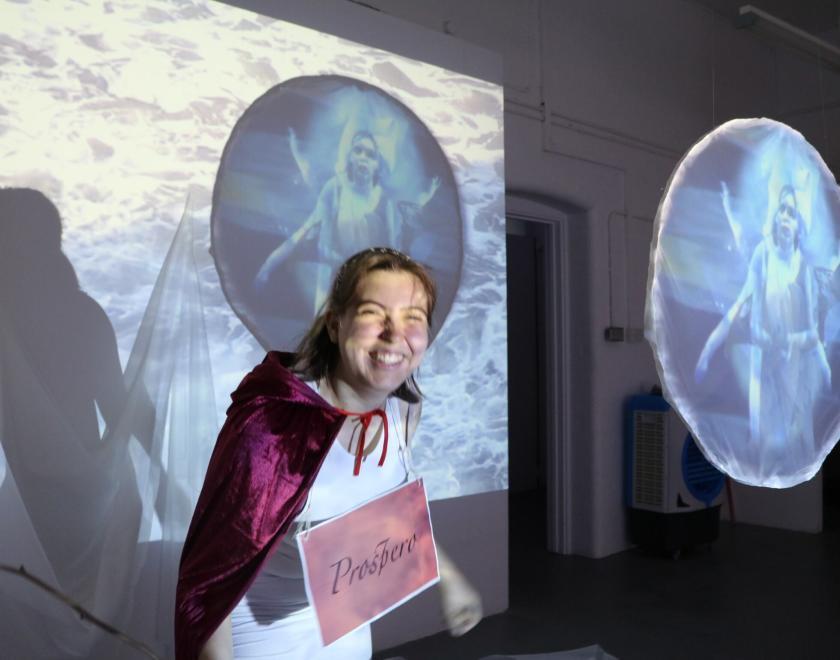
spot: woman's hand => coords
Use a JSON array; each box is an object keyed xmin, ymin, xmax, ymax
[
  {"xmin": 440, "ymin": 572, "xmax": 483, "ymax": 636},
  {"xmin": 754, "ymin": 327, "xmax": 775, "ymax": 352},
  {"xmin": 437, "ymin": 547, "xmax": 483, "ymax": 637},
  {"xmin": 198, "ymin": 616, "xmax": 232, "ymax": 660}
]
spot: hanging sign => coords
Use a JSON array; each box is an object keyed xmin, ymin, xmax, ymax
[{"xmin": 297, "ymin": 478, "xmax": 439, "ymax": 646}]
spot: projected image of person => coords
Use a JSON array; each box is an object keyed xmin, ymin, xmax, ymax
[
  {"xmin": 176, "ymin": 248, "xmax": 481, "ymax": 660},
  {"xmin": 695, "ymin": 182, "xmax": 830, "ymax": 452},
  {"xmin": 254, "ymin": 128, "xmax": 440, "ymax": 312},
  {"xmin": 212, "ymin": 76, "xmax": 465, "ymax": 358}
]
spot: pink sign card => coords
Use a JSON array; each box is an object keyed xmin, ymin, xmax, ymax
[{"xmin": 297, "ymin": 479, "xmax": 439, "ymax": 646}]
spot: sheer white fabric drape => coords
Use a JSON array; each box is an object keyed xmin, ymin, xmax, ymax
[{"xmin": 0, "ymin": 203, "xmax": 215, "ymax": 658}]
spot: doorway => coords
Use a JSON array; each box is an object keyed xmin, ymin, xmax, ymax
[
  {"xmin": 506, "ymin": 209, "xmax": 567, "ymax": 552},
  {"xmin": 507, "ymin": 217, "xmax": 548, "ymax": 548}
]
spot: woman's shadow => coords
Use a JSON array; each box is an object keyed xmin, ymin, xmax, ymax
[{"xmin": 0, "ymin": 188, "xmax": 157, "ymax": 651}]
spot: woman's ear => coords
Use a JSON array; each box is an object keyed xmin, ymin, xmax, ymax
[{"xmin": 326, "ymin": 312, "xmax": 339, "ymax": 343}]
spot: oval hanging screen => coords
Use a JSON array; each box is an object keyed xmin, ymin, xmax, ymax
[{"xmin": 646, "ymin": 118, "xmax": 840, "ymax": 487}]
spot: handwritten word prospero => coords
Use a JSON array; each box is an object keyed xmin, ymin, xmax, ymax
[{"xmin": 330, "ymin": 534, "xmax": 418, "ymax": 595}]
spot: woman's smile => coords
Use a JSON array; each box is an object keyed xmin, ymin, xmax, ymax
[{"xmin": 369, "ymin": 350, "xmax": 406, "ymax": 367}]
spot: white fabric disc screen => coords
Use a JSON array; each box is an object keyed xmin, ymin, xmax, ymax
[{"xmin": 646, "ymin": 118, "xmax": 840, "ymax": 487}]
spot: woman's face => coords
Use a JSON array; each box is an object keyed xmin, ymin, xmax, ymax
[
  {"xmin": 331, "ymin": 269, "xmax": 429, "ymax": 402},
  {"xmin": 349, "ymin": 136, "xmax": 378, "ymax": 185},
  {"xmin": 775, "ymin": 192, "xmax": 799, "ymax": 248}
]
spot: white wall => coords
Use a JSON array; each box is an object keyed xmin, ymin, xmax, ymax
[
  {"xmin": 724, "ymin": 475, "xmax": 823, "ymax": 532},
  {"xmin": 373, "ymin": 0, "xmax": 840, "ymax": 556}
]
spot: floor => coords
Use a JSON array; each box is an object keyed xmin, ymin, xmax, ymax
[{"xmin": 375, "ymin": 489, "xmax": 840, "ymax": 660}]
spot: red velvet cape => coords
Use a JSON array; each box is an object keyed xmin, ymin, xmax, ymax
[{"xmin": 174, "ymin": 352, "xmax": 347, "ymax": 659}]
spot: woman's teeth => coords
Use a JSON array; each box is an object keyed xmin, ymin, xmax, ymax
[{"xmin": 371, "ymin": 351, "xmax": 403, "ymax": 365}]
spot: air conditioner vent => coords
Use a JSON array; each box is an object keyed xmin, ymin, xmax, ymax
[{"xmin": 633, "ymin": 410, "xmax": 665, "ymax": 507}]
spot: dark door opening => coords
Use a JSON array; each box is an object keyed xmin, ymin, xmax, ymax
[{"xmin": 506, "ymin": 217, "xmax": 549, "ymax": 545}]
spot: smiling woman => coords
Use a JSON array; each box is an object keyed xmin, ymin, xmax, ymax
[
  {"xmin": 329, "ymin": 269, "xmax": 429, "ymax": 406},
  {"xmin": 293, "ymin": 247, "xmax": 437, "ymax": 409},
  {"xmin": 175, "ymin": 247, "xmax": 481, "ymax": 660}
]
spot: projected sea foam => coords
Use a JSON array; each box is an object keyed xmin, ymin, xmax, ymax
[{"xmin": 0, "ymin": 0, "xmax": 507, "ymax": 500}]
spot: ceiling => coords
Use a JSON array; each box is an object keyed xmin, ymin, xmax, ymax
[{"xmin": 695, "ymin": 0, "xmax": 840, "ymax": 40}]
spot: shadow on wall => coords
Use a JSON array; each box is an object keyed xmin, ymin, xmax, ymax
[{"xmin": 0, "ymin": 188, "xmax": 155, "ymax": 656}]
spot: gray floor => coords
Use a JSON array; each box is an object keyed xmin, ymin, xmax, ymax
[{"xmin": 376, "ymin": 490, "xmax": 840, "ymax": 660}]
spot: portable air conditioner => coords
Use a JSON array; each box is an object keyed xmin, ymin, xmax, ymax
[{"xmin": 624, "ymin": 392, "xmax": 725, "ymax": 552}]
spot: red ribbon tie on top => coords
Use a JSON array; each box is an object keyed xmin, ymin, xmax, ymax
[{"xmin": 336, "ymin": 408, "xmax": 388, "ymax": 476}]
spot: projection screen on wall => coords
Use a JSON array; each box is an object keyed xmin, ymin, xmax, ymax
[{"xmin": 0, "ymin": 1, "xmax": 505, "ymax": 656}]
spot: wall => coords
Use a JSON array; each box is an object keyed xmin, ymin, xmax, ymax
[
  {"xmin": 725, "ymin": 476, "xmax": 823, "ymax": 532},
  {"xmin": 371, "ymin": 0, "xmax": 840, "ymax": 555}
]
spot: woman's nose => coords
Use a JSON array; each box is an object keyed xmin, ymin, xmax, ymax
[{"xmin": 379, "ymin": 315, "xmax": 400, "ymax": 339}]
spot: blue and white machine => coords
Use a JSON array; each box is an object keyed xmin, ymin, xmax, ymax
[{"xmin": 624, "ymin": 392, "xmax": 725, "ymax": 551}]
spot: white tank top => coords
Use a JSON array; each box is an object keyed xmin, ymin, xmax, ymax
[
  {"xmin": 297, "ymin": 391, "xmax": 409, "ymax": 523},
  {"xmin": 237, "ymin": 392, "xmax": 410, "ymax": 588}
]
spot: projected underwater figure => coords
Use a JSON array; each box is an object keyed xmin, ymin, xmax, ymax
[
  {"xmin": 695, "ymin": 183, "xmax": 830, "ymax": 452},
  {"xmin": 254, "ymin": 129, "xmax": 440, "ymax": 311}
]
